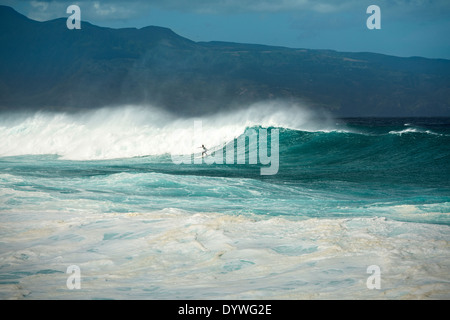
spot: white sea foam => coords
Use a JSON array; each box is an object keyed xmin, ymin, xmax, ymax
[
  {"xmin": 388, "ymin": 127, "xmax": 442, "ymax": 136},
  {"xmin": 0, "ymin": 207, "xmax": 449, "ymax": 299},
  {"xmin": 0, "ymin": 102, "xmax": 334, "ymax": 160}
]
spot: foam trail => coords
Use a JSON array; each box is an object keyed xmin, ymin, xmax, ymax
[{"xmin": 388, "ymin": 128, "xmax": 442, "ymax": 136}]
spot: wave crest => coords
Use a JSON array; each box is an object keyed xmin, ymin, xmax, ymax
[{"xmin": 0, "ymin": 102, "xmax": 334, "ymax": 160}]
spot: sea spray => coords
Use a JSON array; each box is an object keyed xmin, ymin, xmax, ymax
[{"xmin": 0, "ymin": 102, "xmax": 331, "ymax": 160}]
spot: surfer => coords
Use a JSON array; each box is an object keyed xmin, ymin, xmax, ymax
[{"xmin": 200, "ymin": 144, "xmax": 208, "ymax": 157}]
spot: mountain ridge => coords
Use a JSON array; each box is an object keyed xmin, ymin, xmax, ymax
[{"xmin": 1, "ymin": 5, "xmax": 449, "ymax": 116}]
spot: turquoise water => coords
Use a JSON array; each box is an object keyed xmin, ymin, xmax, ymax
[{"xmin": 0, "ymin": 107, "xmax": 449, "ymax": 299}]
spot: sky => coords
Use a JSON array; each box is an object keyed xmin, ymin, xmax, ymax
[{"xmin": 1, "ymin": 0, "xmax": 450, "ymax": 59}]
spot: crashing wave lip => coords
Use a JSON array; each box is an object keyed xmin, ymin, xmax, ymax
[
  {"xmin": 0, "ymin": 102, "xmax": 339, "ymax": 161},
  {"xmin": 388, "ymin": 128, "xmax": 442, "ymax": 136}
]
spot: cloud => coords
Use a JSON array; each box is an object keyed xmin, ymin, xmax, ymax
[
  {"xmin": 135, "ymin": 0, "xmax": 346, "ymax": 14},
  {"xmin": 30, "ymin": 0, "xmax": 48, "ymax": 11},
  {"xmin": 0, "ymin": 0, "xmax": 153, "ymax": 22},
  {"xmin": 3, "ymin": 0, "xmax": 450, "ymax": 21},
  {"xmin": 143, "ymin": 0, "xmax": 450, "ymax": 15}
]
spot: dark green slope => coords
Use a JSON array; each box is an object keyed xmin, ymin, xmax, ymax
[{"xmin": 1, "ymin": 5, "xmax": 449, "ymax": 116}]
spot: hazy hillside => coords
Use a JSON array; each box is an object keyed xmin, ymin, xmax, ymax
[{"xmin": 1, "ymin": 5, "xmax": 449, "ymax": 116}]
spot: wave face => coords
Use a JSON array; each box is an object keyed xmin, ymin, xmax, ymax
[
  {"xmin": 1, "ymin": 104, "xmax": 450, "ymax": 299},
  {"xmin": 278, "ymin": 118, "xmax": 450, "ymax": 187},
  {"xmin": 1, "ymin": 106, "xmax": 449, "ymax": 223}
]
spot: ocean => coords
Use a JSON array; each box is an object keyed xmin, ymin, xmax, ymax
[{"xmin": 0, "ymin": 103, "xmax": 449, "ymax": 299}]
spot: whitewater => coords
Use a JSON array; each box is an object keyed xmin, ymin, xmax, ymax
[
  {"xmin": 1, "ymin": 103, "xmax": 449, "ymax": 299},
  {"xmin": 0, "ymin": 102, "xmax": 329, "ymax": 160}
]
